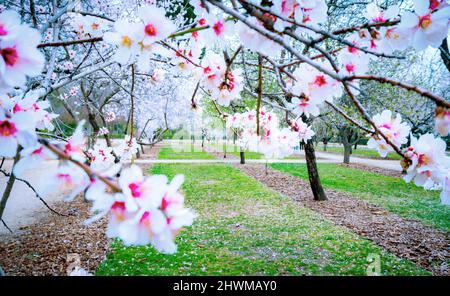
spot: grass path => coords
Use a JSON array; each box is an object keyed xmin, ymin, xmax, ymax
[
  {"xmin": 97, "ymin": 164, "xmax": 428, "ymax": 275},
  {"xmin": 271, "ymin": 163, "xmax": 450, "ymax": 232}
]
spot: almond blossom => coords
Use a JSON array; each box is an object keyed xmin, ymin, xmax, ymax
[
  {"xmin": 196, "ymin": 15, "xmax": 232, "ymax": 46},
  {"xmin": 138, "ymin": 5, "xmax": 176, "ymax": 46},
  {"xmin": 364, "ymin": 3, "xmax": 399, "ymax": 23},
  {"xmin": 288, "ymin": 96, "xmax": 321, "ymax": 117},
  {"xmin": 0, "ymin": 111, "xmax": 37, "ymax": 157},
  {"xmin": 291, "ymin": 118, "xmax": 315, "ymax": 142},
  {"xmin": 12, "ymin": 144, "xmax": 55, "ymax": 178},
  {"xmin": 292, "ymin": 61, "xmax": 343, "ymax": 104},
  {"xmin": 35, "ymin": 163, "xmax": 90, "ymax": 201},
  {"xmin": 294, "ymin": 0, "xmax": 328, "ymax": 36},
  {"xmin": 103, "ymin": 19, "xmax": 140, "ymax": 65},
  {"xmin": 367, "ymin": 110, "xmax": 410, "ymax": 158},
  {"xmin": 403, "ymin": 133, "xmax": 450, "ymax": 190},
  {"xmin": 237, "ymin": 16, "xmax": 283, "ymax": 58},
  {"xmin": 399, "ymin": 0, "xmax": 450, "ymax": 51},
  {"xmin": 12, "ymin": 91, "xmax": 58, "ymax": 131},
  {"xmin": 0, "ymin": 10, "xmax": 44, "ymax": 91},
  {"xmin": 86, "ymin": 167, "xmax": 195, "ymax": 253},
  {"xmin": 87, "ymin": 144, "xmax": 115, "ymax": 171}
]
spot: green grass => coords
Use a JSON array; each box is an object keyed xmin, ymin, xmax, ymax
[
  {"xmin": 157, "ymin": 146, "xmax": 215, "ymax": 160},
  {"xmin": 97, "ymin": 164, "xmax": 428, "ymax": 275},
  {"xmin": 209, "ymin": 143, "xmax": 304, "ymax": 160},
  {"xmin": 229, "ymin": 150, "xmax": 264, "ymax": 159},
  {"xmin": 271, "ymin": 163, "xmax": 450, "ymax": 232},
  {"xmin": 320, "ymin": 146, "xmax": 402, "ymax": 160}
]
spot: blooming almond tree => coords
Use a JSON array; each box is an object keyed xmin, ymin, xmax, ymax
[{"xmin": 0, "ymin": 0, "xmax": 450, "ymax": 276}]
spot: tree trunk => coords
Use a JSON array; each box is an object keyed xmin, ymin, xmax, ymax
[
  {"xmin": 0, "ymin": 149, "xmax": 21, "ymax": 221},
  {"xmin": 343, "ymin": 144, "xmax": 352, "ymax": 164},
  {"xmin": 240, "ymin": 148, "xmax": 245, "ymax": 164},
  {"xmin": 304, "ymin": 140, "xmax": 327, "ymax": 201},
  {"xmin": 440, "ymin": 38, "xmax": 450, "ymax": 72}
]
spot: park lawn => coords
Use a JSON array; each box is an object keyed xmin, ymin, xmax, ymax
[
  {"xmin": 270, "ymin": 163, "xmax": 450, "ymax": 232},
  {"xmin": 157, "ymin": 146, "xmax": 215, "ymax": 160},
  {"xmin": 229, "ymin": 150, "xmax": 264, "ymax": 159},
  {"xmin": 321, "ymin": 146, "xmax": 402, "ymax": 160},
  {"xmin": 97, "ymin": 164, "xmax": 428, "ymax": 275}
]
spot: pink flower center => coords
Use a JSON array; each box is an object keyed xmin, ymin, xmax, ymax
[
  {"xmin": 348, "ymin": 45, "xmax": 358, "ymax": 54},
  {"xmin": 372, "ymin": 16, "xmax": 386, "ymax": 23},
  {"xmin": 57, "ymin": 173, "xmax": 72, "ymax": 183},
  {"xmin": 128, "ymin": 182, "xmax": 142, "ymax": 198},
  {"xmin": 418, "ymin": 153, "xmax": 429, "ymax": 166},
  {"xmin": 370, "ymin": 39, "xmax": 377, "ymax": 49},
  {"xmin": 111, "ymin": 201, "xmax": 126, "ymax": 210},
  {"xmin": 1, "ymin": 47, "xmax": 18, "ymax": 66},
  {"xmin": 13, "ymin": 104, "xmax": 23, "ymax": 113},
  {"xmin": 144, "ymin": 23, "xmax": 157, "ymax": 36},
  {"xmin": 139, "ymin": 211, "xmax": 150, "ymax": 225},
  {"xmin": 0, "ymin": 24, "xmax": 7, "ymax": 36},
  {"xmin": 313, "ymin": 75, "xmax": 327, "ymax": 87},
  {"xmin": 419, "ymin": 14, "xmax": 432, "ymax": 29},
  {"xmin": 299, "ymin": 99, "xmax": 309, "ymax": 108},
  {"xmin": 345, "ymin": 63, "xmax": 355, "ymax": 73},
  {"xmin": 213, "ymin": 21, "xmax": 225, "ymax": 36},
  {"xmin": 161, "ymin": 196, "xmax": 169, "ymax": 210},
  {"xmin": 198, "ymin": 18, "xmax": 206, "ymax": 26},
  {"xmin": 32, "ymin": 146, "xmax": 44, "ymax": 155},
  {"xmin": 0, "ymin": 120, "xmax": 18, "ymax": 137}
]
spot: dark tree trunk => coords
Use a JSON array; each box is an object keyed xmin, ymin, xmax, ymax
[
  {"xmin": 304, "ymin": 140, "xmax": 327, "ymax": 201},
  {"xmin": 0, "ymin": 149, "xmax": 21, "ymax": 221},
  {"xmin": 240, "ymin": 149, "xmax": 245, "ymax": 164},
  {"xmin": 440, "ymin": 38, "xmax": 450, "ymax": 72},
  {"xmin": 343, "ymin": 144, "xmax": 352, "ymax": 164}
]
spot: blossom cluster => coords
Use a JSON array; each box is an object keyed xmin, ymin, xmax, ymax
[
  {"xmin": 228, "ymin": 108, "xmax": 314, "ymax": 159},
  {"xmin": 103, "ymin": 4, "xmax": 176, "ymax": 72},
  {"xmin": 0, "ymin": 9, "xmax": 195, "ymax": 253},
  {"xmin": 403, "ymin": 134, "xmax": 450, "ymax": 205},
  {"xmin": 288, "ymin": 61, "xmax": 343, "ymax": 117},
  {"xmin": 85, "ymin": 165, "xmax": 196, "ymax": 253},
  {"xmin": 196, "ymin": 52, "xmax": 243, "ymax": 107},
  {"xmin": 366, "ymin": 109, "xmax": 450, "ymax": 205},
  {"xmin": 367, "ymin": 110, "xmax": 410, "ymax": 158}
]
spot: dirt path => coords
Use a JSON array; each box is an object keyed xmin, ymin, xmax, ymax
[
  {"xmin": 0, "ymin": 197, "xmax": 109, "ymax": 275},
  {"xmin": 235, "ymin": 163, "xmax": 449, "ymax": 275},
  {"xmin": 337, "ymin": 163, "xmax": 403, "ymax": 178}
]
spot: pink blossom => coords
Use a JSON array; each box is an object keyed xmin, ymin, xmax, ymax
[
  {"xmin": 403, "ymin": 133, "xmax": 449, "ymax": 190},
  {"xmin": 367, "ymin": 110, "xmax": 410, "ymax": 158},
  {"xmin": 0, "ymin": 10, "xmax": 44, "ymax": 91},
  {"xmin": 399, "ymin": 0, "xmax": 450, "ymax": 51}
]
